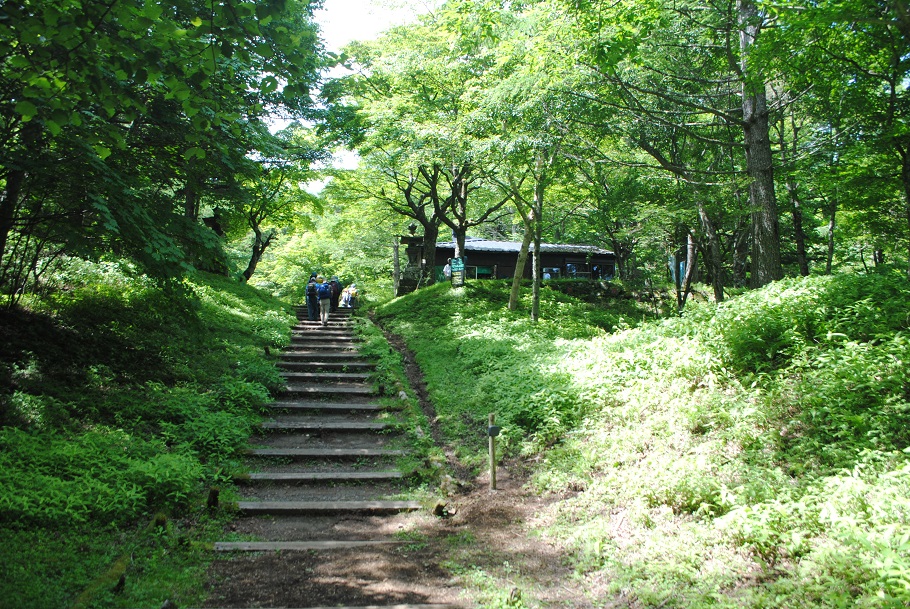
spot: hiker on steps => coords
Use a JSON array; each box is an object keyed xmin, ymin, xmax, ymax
[
  {"xmin": 315, "ymin": 275, "xmax": 332, "ymax": 326},
  {"xmin": 305, "ymin": 273, "xmax": 318, "ymax": 321},
  {"xmin": 329, "ymin": 276, "xmax": 342, "ymax": 312},
  {"xmin": 341, "ymin": 283, "xmax": 358, "ymax": 308}
]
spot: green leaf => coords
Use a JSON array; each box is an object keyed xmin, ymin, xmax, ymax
[
  {"xmin": 51, "ymin": 109, "xmax": 69, "ymax": 126},
  {"xmin": 192, "ymin": 115, "xmax": 210, "ymax": 131},
  {"xmin": 44, "ymin": 120, "xmax": 62, "ymax": 136},
  {"xmin": 15, "ymin": 101, "xmax": 38, "ymax": 121},
  {"xmin": 142, "ymin": 1, "xmax": 163, "ymax": 20},
  {"xmin": 184, "ymin": 147, "xmax": 206, "ymax": 160},
  {"xmin": 29, "ymin": 76, "xmax": 52, "ymax": 91},
  {"xmin": 260, "ymin": 76, "xmax": 279, "ymax": 94}
]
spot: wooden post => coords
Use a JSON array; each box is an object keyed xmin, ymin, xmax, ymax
[
  {"xmin": 488, "ymin": 413, "xmax": 497, "ymax": 490},
  {"xmin": 392, "ymin": 237, "xmax": 401, "ymax": 296}
]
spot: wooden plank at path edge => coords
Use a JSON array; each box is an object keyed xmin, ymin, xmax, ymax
[{"xmin": 213, "ymin": 540, "xmax": 404, "ymax": 551}]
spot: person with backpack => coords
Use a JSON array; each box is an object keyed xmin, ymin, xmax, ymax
[
  {"xmin": 315, "ymin": 275, "xmax": 332, "ymax": 325},
  {"xmin": 341, "ymin": 283, "xmax": 358, "ymax": 308},
  {"xmin": 329, "ymin": 276, "xmax": 342, "ymax": 312},
  {"xmin": 305, "ymin": 273, "xmax": 318, "ymax": 321}
]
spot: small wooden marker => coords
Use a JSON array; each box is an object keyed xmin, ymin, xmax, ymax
[{"xmin": 488, "ymin": 413, "xmax": 499, "ymax": 490}]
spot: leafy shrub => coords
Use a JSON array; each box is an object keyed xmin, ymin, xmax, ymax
[
  {"xmin": 702, "ymin": 273, "xmax": 910, "ymax": 375},
  {"xmin": 216, "ymin": 377, "xmax": 271, "ymax": 412},
  {"xmin": 508, "ymin": 387, "xmax": 585, "ymax": 452},
  {"xmin": 7, "ymin": 391, "xmax": 71, "ymax": 429},
  {"xmin": 0, "ymin": 427, "xmax": 202, "ymax": 526},
  {"xmin": 722, "ymin": 451, "xmax": 910, "ymax": 605},
  {"xmin": 160, "ymin": 409, "xmax": 253, "ymax": 462},
  {"xmin": 235, "ymin": 351, "xmax": 285, "ymax": 394},
  {"xmin": 0, "ymin": 262, "xmax": 295, "ymax": 607}
]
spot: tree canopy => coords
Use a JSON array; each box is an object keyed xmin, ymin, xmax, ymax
[
  {"xmin": 0, "ymin": 0, "xmax": 325, "ymax": 304},
  {"xmin": 318, "ymin": 0, "xmax": 909, "ymax": 308},
  {"xmin": 3, "ymin": 0, "xmax": 908, "ymax": 307}
]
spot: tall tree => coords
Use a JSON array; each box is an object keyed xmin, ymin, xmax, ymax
[
  {"xmin": 563, "ymin": 0, "xmax": 784, "ymax": 288},
  {"xmin": 0, "ymin": 0, "xmax": 323, "ymax": 302}
]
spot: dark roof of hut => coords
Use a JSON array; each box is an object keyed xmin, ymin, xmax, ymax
[{"xmin": 436, "ymin": 237, "xmax": 613, "ymax": 256}]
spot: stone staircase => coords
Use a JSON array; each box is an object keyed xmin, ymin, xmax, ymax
[{"xmin": 205, "ymin": 305, "xmax": 461, "ymax": 609}]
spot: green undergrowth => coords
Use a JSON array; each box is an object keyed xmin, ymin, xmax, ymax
[
  {"xmin": 350, "ymin": 313, "xmax": 445, "ymax": 485},
  {"xmin": 374, "ymin": 273, "xmax": 910, "ymax": 608},
  {"xmin": 374, "ymin": 279, "xmax": 655, "ymax": 467},
  {"xmin": 0, "ymin": 259, "xmax": 296, "ymax": 608}
]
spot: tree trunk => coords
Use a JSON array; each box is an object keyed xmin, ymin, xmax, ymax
[
  {"xmin": 509, "ymin": 223, "xmax": 533, "ymax": 311},
  {"xmin": 677, "ymin": 232, "xmax": 697, "ymax": 312},
  {"xmin": 242, "ymin": 227, "xmax": 273, "ymax": 281},
  {"xmin": 0, "ymin": 168, "xmax": 23, "ymax": 271},
  {"xmin": 531, "ymin": 220, "xmax": 541, "ymax": 322},
  {"xmin": 604, "ymin": 224, "xmax": 634, "ymax": 280},
  {"xmin": 0, "ymin": 122, "xmax": 39, "ymax": 282},
  {"xmin": 780, "ymin": 116, "xmax": 810, "ymax": 276},
  {"xmin": 825, "ymin": 195, "xmax": 837, "ymax": 275},
  {"xmin": 453, "ymin": 230, "xmax": 466, "ymax": 260},
  {"xmin": 874, "ymin": 248, "xmax": 885, "ymax": 266},
  {"xmin": 695, "ymin": 201, "xmax": 724, "ymax": 302},
  {"xmin": 420, "ymin": 222, "xmax": 440, "ymax": 286},
  {"xmin": 739, "ymin": 0, "xmax": 782, "ymax": 287},
  {"xmin": 743, "ymin": 90, "xmax": 782, "ymax": 287},
  {"xmin": 530, "ymin": 157, "xmax": 548, "ymax": 323},
  {"xmin": 790, "ymin": 190, "xmax": 809, "ymax": 276},
  {"xmin": 392, "ymin": 238, "xmax": 401, "ymax": 296},
  {"xmin": 902, "ymin": 149, "xmax": 910, "ymax": 280},
  {"xmin": 731, "ymin": 214, "xmax": 750, "ymax": 288},
  {"xmin": 184, "ymin": 178, "xmax": 201, "ymax": 221}
]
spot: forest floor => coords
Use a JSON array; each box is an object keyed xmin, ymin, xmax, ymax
[{"xmin": 202, "ymin": 329, "xmax": 595, "ymax": 608}]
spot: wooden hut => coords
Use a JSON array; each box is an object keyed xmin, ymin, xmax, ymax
[{"xmin": 401, "ymin": 236, "xmax": 616, "ymax": 285}]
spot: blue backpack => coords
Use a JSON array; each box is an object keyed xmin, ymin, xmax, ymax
[{"xmin": 316, "ymin": 282, "xmax": 331, "ymax": 300}]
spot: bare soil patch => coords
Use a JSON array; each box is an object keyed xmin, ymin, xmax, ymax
[{"xmin": 204, "ymin": 463, "xmax": 591, "ymax": 608}]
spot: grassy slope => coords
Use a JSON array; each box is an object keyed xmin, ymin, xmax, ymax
[
  {"xmin": 375, "ymin": 274, "xmax": 910, "ymax": 608},
  {"xmin": 0, "ymin": 264, "xmax": 296, "ymax": 609}
]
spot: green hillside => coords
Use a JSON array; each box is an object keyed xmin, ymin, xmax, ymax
[
  {"xmin": 2, "ymin": 264, "xmax": 909, "ymax": 607},
  {"xmin": 375, "ymin": 273, "xmax": 910, "ymax": 607},
  {"xmin": 0, "ymin": 264, "xmax": 296, "ymax": 608}
]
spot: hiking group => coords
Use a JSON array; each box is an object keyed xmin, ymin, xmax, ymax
[{"xmin": 305, "ymin": 273, "xmax": 357, "ymax": 325}]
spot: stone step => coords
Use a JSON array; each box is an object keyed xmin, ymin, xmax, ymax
[
  {"xmin": 281, "ymin": 371, "xmax": 372, "ymax": 382},
  {"xmin": 280, "ymin": 351, "xmax": 368, "ymax": 360},
  {"xmin": 206, "ymin": 605, "xmax": 458, "ymax": 609},
  {"xmin": 278, "ymin": 361, "xmax": 375, "ymax": 371},
  {"xmin": 291, "ymin": 334, "xmax": 356, "ymax": 341},
  {"xmin": 294, "ymin": 317, "xmax": 352, "ymax": 323},
  {"xmin": 295, "ymin": 305, "xmax": 353, "ymax": 312},
  {"xmin": 290, "ymin": 337, "xmax": 359, "ymax": 345},
  {"xmin": 237, "ymin": 471, "xmax": 404, "ymax": 482},
  {"xmin": 237, "ymin": 500, "xmax": 422, "ymax": 515},
  {"xmin": 266, "ymin": 401, "xmax": 386, "ymax": 412},
  {"xmin": 291, "ymin": 329, "xmax": 356, "ymax": 336},
  {"xmin": 259, "ymin": 420, "xmax": 390, "ymax": 432},
  {"xmin": 213, "ymin": 540, "xmax": 404, "ymax": 551},
  {"xmin": 283, "ymin": 345, "xmax": 360, "ymax": 354},
  {"xmin": 291, "ymin": 332, "xmax": 355, "ymax": 340},
  {"xmin": 283, "ymin": 384, "xmax": 374, "ymax": 395},
  {"xmin": 247, "ymin": 447, "xmax": 405, "ymax": 458}
]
